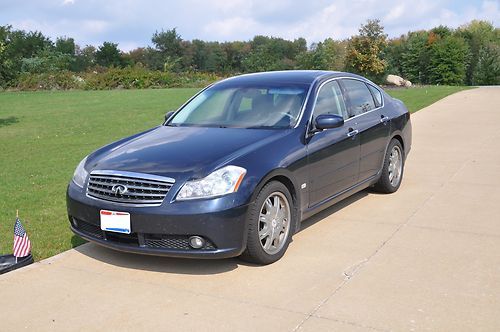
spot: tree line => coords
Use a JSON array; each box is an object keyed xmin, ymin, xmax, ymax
[{"xmin": 0, "ymin": 19, "xmax": 498, "ymax": 89}]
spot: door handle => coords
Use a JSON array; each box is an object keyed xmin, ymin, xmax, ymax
[
  {"xmin": 347, "ymin": 128, "xmax": 359, "ymax": 138},
  {"xmin": 380, "ymin": 115, "xmax": 390, "ymax": 124}
]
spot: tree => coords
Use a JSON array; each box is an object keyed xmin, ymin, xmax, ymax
[
  {"xmin": 399, "ymin": 31, "xmax": 430, "ymax": 83},
  {"xmin": 151, "ymin": 28, "xmax": 184, "ymax": 71},
  {"xmin": 345, "ymin": 19, "xmax": 387, "ymax": 80},
  {"xmin": 20, "ymin": 49, "xmax": 73, "ymax": 73},
  {"xmin": 122, "ymin": 47, "xmax": 148, "ymax": 67},
  {"xmin": 7, "ymin": 30, "xmax": 53, "ymax": 58},
  {"xmin": 243, "ymin": 36, "xmax": 306, "ymax": 72},
  {"xmin": 0, "ymin": 27, "xmax": 53, "ymax": 85},
  {"xmin": 457, "ymin": 20, "xmax": 498, "ymax": 84},
  {"xmin": 296, "ymin": 39, "xmax": 346, "ymax": 71},
  {"xmin": 385, "ymin": 36, "xmax": 405, "ymax": 76},
  {"xmin": 55, "ymin": 37, "xmax": 75, "ymax": 55},
  {"xmin": 95, "ymin": 42, "xmax": 123, "ymax": 67},
  {"xmin": 72, "ymin": 45, "xmax": 96, "ymax": 72},
  {"xmin": 428, "ymin": 35, "xmax": 470, "ymax": 85},
  {"xmin": 430, "ymin": 25, "xmax": 452, "ymax": 39},
  {"xmin": 0, "ymin": 25, "xmax": 11, "ymax": 86},
  {"xmin": 221, "ymin": 41, "xmax": 250, "ymax": 73},
  {"xmin": 473, "ymin": 42, "xmax": 500, "ymax": 85},
  {"xmin": 152, "ymin": 28, "xmax": 183, "ymax": 57}
]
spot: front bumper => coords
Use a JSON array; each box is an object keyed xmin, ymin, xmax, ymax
[{"xmin": 67, "ymin": 183, "xmax": 250, "ymax": 259}]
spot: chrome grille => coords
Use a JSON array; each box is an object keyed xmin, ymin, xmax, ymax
[{"xmin": 87, "ymin": 170, "xmax": 174, "ymax": 205}]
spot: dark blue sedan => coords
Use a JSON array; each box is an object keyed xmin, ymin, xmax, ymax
[{"xmin": 67, "ymin": 70, "xmax": 411, "ymax": 264}]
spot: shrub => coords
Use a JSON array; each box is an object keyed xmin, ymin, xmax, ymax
[
  {"xmin": 16, "ymin": 71, "xmax": 84, "ymax": 90},
  {"xmin": 14, "ymin": 66, "xmax": 220, "ymax": 91}
]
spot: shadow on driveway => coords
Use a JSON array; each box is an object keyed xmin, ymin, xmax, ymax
[
  {"xmin": 72, "ymin": 189, "xmax": 373, "ymax": 274},
  {"xmin": 73, "ymin": 241, "xmax": 244, "ymax": 275},
  {"xmin": 299, "ymin": 190, "xmax": 370, "ymax": 232}
]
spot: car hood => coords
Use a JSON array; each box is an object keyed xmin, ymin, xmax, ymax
[{"xmin": 87, "ymin": 126, "xmax": 288, "ymax": 179}]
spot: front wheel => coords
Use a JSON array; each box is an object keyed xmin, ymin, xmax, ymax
[
  {"xmin": 373, "ymin": 139, "xmax": 405, "ymax": 193},
  {"xmin": 240, "ymin": 181, "xmax": 294, "ymax": 265}
]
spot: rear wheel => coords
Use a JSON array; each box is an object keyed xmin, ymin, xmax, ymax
[
  {"xmin": 240, "ymin": 181, "xmax": 294, "ymax": 265},
  {"xmin": 373, "ymin": 139, "xmax": 404, "ymax": 193}
]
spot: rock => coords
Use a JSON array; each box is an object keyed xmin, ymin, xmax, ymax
[
  {"xmin": 386, "ymin": 74, "xmax": 412, "ymax": 88},
  {"xmin": 386, "ymin": 74, "xmax": 405, "ymax": 86}
]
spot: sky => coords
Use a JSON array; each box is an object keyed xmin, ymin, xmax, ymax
[{"xmin": 0, "ymin": 0, "xmax": 499, "ymax": 51}]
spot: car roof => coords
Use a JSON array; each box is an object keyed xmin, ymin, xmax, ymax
[{"xmin": 217, "ymin": 70, "xmax": 363, "ymax": 86}]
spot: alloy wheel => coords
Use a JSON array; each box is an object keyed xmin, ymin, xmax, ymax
[{"xmin": 258, "ymin": 192, "xmax": 291, "ymax": 255}]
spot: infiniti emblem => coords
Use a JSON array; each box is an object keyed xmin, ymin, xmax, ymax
[{"xmin": 111, "ymin": 184, "xmax": 128, "ymax": 195}]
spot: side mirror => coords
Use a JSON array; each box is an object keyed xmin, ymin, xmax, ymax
[
  {"xmin": 315, "ymin": 114, "xmax": 344, "ymax": 130},
  {"xmin": 164, "ymin": 111, "xmax": 175, "ymax": 123}
]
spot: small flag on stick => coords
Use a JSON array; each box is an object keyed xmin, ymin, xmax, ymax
[{"xmin": 13, "ymin": 211, "xmax": 31, "ymax": 258}]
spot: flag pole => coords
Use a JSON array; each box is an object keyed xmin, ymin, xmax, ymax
[{"xmin": 15, "ymin": 209, "xmax": 19, "ymax": 263}]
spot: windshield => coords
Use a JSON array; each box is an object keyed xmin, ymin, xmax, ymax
[{"xmin": 168, "ymin": 83, "xmax": 309, "ymax": 129}]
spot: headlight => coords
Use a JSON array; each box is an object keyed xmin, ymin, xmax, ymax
[
  {"xmin": 176, "ymin": 165, "xmax": 246, "ymax": 200},
  {"xmin": 72, "ymin": 156, "xmax": 89, "ymax": 188}
]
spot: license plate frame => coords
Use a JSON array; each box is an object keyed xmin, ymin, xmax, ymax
[{"xmin": 100, "ymin": 210, "xmax": 131, "ymax": 234}]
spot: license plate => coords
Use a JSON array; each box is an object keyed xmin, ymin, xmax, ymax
[{"xmin": 100, "ymin": 210, "xmax": 131, "ymax": 234}]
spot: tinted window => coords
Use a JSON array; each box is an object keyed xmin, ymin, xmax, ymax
[
  {"xmin": 342, "ymin": 79, "xmax": 375, "ymax": 117},
  {"xmin": 313, "ymin": 80, "xmax": 348, "ymax": 120},
  {"xmin": 367, "ymin": 84, "xmax": 382, "ymax": 107}
]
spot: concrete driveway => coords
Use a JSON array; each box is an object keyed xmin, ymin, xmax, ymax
[{"xmin": 1, "ymin": 87, "xmax": 499, "ymax": 331}]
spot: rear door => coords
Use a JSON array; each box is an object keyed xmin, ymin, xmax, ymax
[
  {"xmin": 341, "ymin": 79, "xmax": 390, "ymax": 182},
  {"xmin": 307, "ymin": 80, "xmax": 360, "ymax": 207}
]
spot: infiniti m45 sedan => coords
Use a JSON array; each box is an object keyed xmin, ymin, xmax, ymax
[{"xmin": 67, "ymin": 70, "xmax": 411, "ymax": 264}]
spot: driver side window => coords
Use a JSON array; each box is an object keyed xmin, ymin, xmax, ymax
[{"xmin": 313, "ymin": 80, "xmax": 348, "ymax": 120}]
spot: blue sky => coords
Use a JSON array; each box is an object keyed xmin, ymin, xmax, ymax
[{"xmin": 0, "ymin": 0, "xmax": 498, "ymax": 51}]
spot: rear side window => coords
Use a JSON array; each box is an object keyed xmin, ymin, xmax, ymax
[
  {"xmin": 342, "ymin": 79, "xmax": 375, "ymax": 117},
  {"xmin": 367, "ymin": 84, "xmax": 383, "ymax": 107}
]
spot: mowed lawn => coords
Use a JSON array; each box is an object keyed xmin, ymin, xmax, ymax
[
  {"xmin": 387, "ymin": 85, "xmax": 471, "ymax": 113},
  {"xmin": 0, "ymin": 85, "xmax": 470, "ymax": 260}
]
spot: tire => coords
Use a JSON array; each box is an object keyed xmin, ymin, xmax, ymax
[
  {"xmin": 373, "ymin": 139, "xmax": 405, "ymax": 194},
  {"xmin": 240, "ymin": 181, "xmax": 295, "ymax": 265}
]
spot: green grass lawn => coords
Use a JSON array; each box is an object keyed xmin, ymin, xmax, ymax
[
  {"xmin": 0, "ymin": 85, "xmax": 470, "ymax": 260},
  {"xmin": 386, "ymin": 85, "xmax": 472, "ymax": 113}
]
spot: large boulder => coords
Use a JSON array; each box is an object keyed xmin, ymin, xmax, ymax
[
  {"xmin": 386, "ymin": 74, "xmax": 405, "ymax": 86},
  {"xmin": 386, "ymin": 74, "xmax": 412, "ymax": 87}
]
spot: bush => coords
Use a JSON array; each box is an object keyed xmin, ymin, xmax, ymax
[
  {"xmin": 16, "ymin": 71, "xmax": 84, "ymax": 90},
  {"xmin": 14, "ymin": 66, "xmax": 220, "ymax": 91}
]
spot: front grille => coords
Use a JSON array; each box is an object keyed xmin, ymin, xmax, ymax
[
  {"xmin": 87, "ymin": 170, "xmax": 174, "ymax": 205},
  {"xmin": 73, "ymin": 218, "xmax": 103, "ymax": 239},
  {"xmin": 145, "ymin": 236, "xmax": 216, "ymax": 250}
]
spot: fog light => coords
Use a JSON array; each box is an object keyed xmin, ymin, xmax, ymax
[{"xmin": 189, "ymin": 236, "xmax": 205, "ymax": 249}]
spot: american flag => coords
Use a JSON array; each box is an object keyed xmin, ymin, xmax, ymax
[{"xmin": 13, "ymin": 217, "xmax": 31, "ymax": 258}]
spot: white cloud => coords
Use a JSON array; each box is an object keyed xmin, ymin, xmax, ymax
[
  {"xmin": 384, "ymin": 4, "xmax": 406, "ymax": 22},
  {"xmin": 81, "ymin": 20, "xmax": 109, "ymax": 34},
  {"xmin": 62, "ymin": 0, "xmax": 75, "ymax": 5},
  {"xmin": 203, "ymin": 17, "xmax": 259, "ymax": 39}
]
